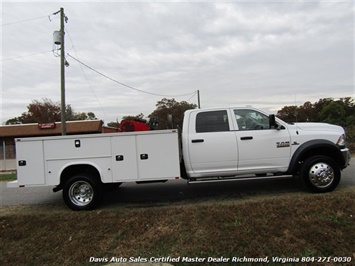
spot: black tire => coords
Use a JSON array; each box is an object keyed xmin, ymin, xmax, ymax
[
  {"xmin": 300, "ymin": 155, "xmax": 340, "ymax": 193},
  {"xmin": 63, "ymin": 174, "xmax": 103, "ymax": 211}
]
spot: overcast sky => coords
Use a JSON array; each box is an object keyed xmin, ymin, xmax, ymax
[{"xmin": 1, "ymin": 0, "xmax": 354, "ymax": 125}]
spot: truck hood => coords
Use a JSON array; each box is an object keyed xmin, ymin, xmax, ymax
[{"xmin": 293, "ymin": 122, "xmax": 343, "ymax": 133}]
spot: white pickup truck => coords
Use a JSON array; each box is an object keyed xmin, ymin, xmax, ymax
[{"xmin": 9, "ymin": 107, "xmax": 351, "ymax": 210}]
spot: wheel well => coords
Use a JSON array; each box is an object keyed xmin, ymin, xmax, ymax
[
  {"xmin": 59, "ymin": 164, "xmax": 101, "ymax": 188},
  {"xmin": 180, "ymin": 159, "xmax": 188, "ymax": 179},
  {"xmin": 290, "ymin": 145, "xmax": 344, "ymax": 174}
]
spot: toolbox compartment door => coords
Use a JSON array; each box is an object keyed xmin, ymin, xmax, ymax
[{"xmin": 16, "ymin": 139, "xmax": 45, "ymax": 185}]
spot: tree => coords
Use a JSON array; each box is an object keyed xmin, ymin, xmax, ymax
[
  {"xmin": 71, "ymin": 111, "xmax": 97, "ymax": 121},
  {"xmin": 276, "ymin": 105, "xmax": 298, "ymax": 122},
  {"xmin": 107, "ymin": 121, "xmax": 120, "ymax": 129},
  {"xmin": 277, "ymin": 97, "xmax": 354, "ymax": 126},
  {"xmin": 318, "ymin": 101, "xmax": 346, "ymax": 126},
  {"xmin": 5, "ymin": 98, "xmax": 97, "ymax": 125},
  {"xmin": 298, "ymin": 101, "xmax": 317, "ymax": 122},
  {"xmin": 23, "ymin": 98, "xmax": 61, "ymax": 123},
  {"xmin": 276, "ymin": 97, "xmax": 355, "ymax": 152},
  {"xmin": 149, "ymin": 98, "xmax": 197, "ymax": 130},
  {"xmin": 121, "ymin": 113, "xmax": 145, "ymax": 121}
]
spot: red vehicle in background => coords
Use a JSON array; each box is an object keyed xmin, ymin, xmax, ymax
[{"xmin": 119, "ymin": 117, "xmax": 158, "ymax": 132}]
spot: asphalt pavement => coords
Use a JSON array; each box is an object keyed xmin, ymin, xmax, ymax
[{"xmin": 1, "ymin": 163, "xmax": 353, "ymax": 208}]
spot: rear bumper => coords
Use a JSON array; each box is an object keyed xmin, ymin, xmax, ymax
[
  {"xmin": 7, "ymin": 180, "xmax": 19, "ymax": 188},
  {"xmin": 341, "ymin": 148, "xmax": 351, "ymax": 169}
]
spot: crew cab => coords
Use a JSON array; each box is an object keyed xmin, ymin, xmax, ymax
[{"xmin": 9, "ymin": 107, "xmax": 351, "ymax": 210}]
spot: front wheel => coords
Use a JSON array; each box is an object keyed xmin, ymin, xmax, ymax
[
  {"xmin": 63, "ymin": 174, "xmax": 103, "ymax": 211},
  {"xmin": 300, "ymin": 155, "xmax": 340, "ymax": 193}
]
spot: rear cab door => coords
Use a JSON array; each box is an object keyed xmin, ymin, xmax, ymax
[{"xmin": 184, "ymin": 109, "xmax": 238, "ymax": 178}]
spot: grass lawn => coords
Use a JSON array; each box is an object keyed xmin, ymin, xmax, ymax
[
  {"xmin": 0, "ymin": 172, "xmax": 16, "ymax": 181},
  {"xmin": 0, "ymin": 186, "xmax": 354, "ymax": 266}
]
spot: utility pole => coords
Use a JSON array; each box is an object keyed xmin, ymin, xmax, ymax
[
  {"xmin": 197, "ymin": 90, "xmax": 201, "ymax": 109},
  {"xmin": 60, "ymin": 7, "xmax": 66, "ymax": 135}
]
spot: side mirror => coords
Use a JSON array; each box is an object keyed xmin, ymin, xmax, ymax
[{"xmin": 269, "ymin": 114, "xmax": 278, "ymax": 129}]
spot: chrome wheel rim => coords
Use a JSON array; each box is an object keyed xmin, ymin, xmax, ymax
[
  {"xmin": 309, "ymin": 162, "xmax": 334, "ymax": 188},
  {"xmin": 69, "ymin": 181, "xmax": 94, "ymax": 206}
]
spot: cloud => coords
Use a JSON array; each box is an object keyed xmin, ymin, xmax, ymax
[{"xmin": 1, "ymin": 1, "xmax": 353, "ymax": 124}]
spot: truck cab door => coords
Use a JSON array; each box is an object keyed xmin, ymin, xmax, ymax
[
  {"xmin": 185, "ymin": 110, "xmax": 238, "ymax": 177},
  {"xmin": 233, "ymin": 108, "xmax": 291, "ymax": 173}
]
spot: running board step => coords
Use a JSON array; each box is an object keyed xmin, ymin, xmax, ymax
[{"xmin": 188, "ymin": 175, "xmax": 293, "ymax": 184}]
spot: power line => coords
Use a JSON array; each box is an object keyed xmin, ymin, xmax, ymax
[
  {"xmin": 1, "ymin": 15, "xmax": 49, "ymax": 27},
  {"xmin": 186, "ymin": 91, "xmax": 197, "ymax": 102},
  {"xmin": 67, "ymin": 53, "xmax": 196, "ymax": 98},
  {"xmin": 1, "ymin": 11, "xmax": 61, "ymax": 27},
  {"xmin": 1, "ymin": 12, "xmax": 59, "ymax": 61},
  {"xmin": 65, "ymin": 28, "xmax": 109, "ymax": 122},
  {"xmin": 1, "ymin": 50, "xmax": 53, "ymax": 62}
]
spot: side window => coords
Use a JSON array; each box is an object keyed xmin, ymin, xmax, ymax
[
  {"xmin": 196, "ymin": 111, "xmax": 230, "ymax": 133},
  {"xmin": 234, "ymin": 109, "xmax": 269, "ymax": 130}
]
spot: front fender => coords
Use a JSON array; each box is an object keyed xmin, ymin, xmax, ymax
[{"xmin": 287, "ymin": 139, "xmax": 345, "ymax": 174}]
